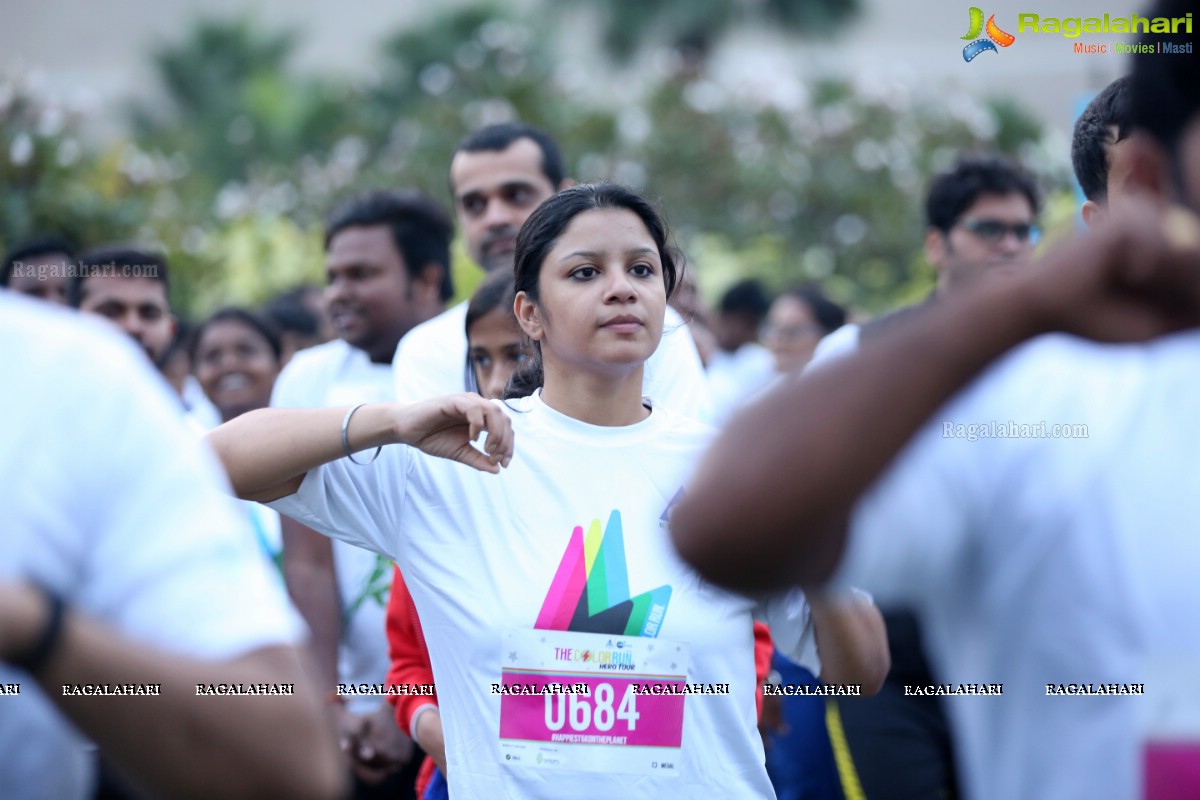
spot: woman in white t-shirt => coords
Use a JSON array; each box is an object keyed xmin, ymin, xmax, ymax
[{"xmin": 208, "ymin": 183, "xmax": 888, "ymax": 799}]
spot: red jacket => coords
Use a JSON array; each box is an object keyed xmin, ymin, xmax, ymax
[{"xmin": 384, "ymin": 567, "xmax": 438, "ymax": 797}]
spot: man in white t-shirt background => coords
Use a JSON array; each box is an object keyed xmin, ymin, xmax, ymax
[
  {"xmin": 3, "ymin": 235, "xmax": 73, "ymax": 306},
  {"xmin": 705, "ymin": 278, "xmax": 777, "ymax": 424},
  {"xmin": 272, "ymin": 188, "xmax": 453, "ymax": 798},
  {"xmin": 391, "ymin": 122, "xmax": 712, "ymax": 420}
]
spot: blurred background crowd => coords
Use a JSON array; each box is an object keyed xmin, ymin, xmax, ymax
[{"xmin": 1, "ymin": 0, "xmax": 1121, "ymax": 322}]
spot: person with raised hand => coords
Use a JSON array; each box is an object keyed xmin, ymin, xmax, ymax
[
  {"xmin": 208, "ymin": 183, "xmax": 887, "ymax": 799},
  {"xmin": 671, "ymin": 6, "xmax": 1200, "ymax": 795}
]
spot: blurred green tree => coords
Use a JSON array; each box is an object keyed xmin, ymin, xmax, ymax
[
  {"xmin": 600, "ymin": 73, "xmax": 1056, "ymax": 312},
  {"xmin": 4, "ymin": 5, "xmax": 1066, "ymax": 320},
  {"xmin": 360, "ymin": 5, "xmax": 616, "ymax": 202},
  {"xmin": 129, "ymin": 18, "xmax": 360, "ymax": 211},
  {"xmin": 0, "ymin": 74, "xmax": 167, "ymax": 256},
  {"xmin": 562, "ymin": 0, "xmax": 860, "ymax": 61}
]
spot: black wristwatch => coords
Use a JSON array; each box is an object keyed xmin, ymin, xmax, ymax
[{"xmin": 11, "ymin": 584, "xmax": 66, "ymax": 675}]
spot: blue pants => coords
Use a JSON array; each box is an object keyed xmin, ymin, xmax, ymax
[{"xmin": 764, "ymin": 655, "xmax": 843, "ymax": 800}]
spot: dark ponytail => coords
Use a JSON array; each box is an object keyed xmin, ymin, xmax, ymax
[{"xmin": 503, "ymin": 354, "xmax": 545, "ymax": 399}]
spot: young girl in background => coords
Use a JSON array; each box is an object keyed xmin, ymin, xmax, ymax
[{"xmin": 386, "ymin": 269, "xmax": 528, "ymax": 800}]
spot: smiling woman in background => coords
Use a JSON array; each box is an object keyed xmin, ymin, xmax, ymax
[
  {"xmin": 194, "ymin": 308, "xmax": 284, "ymax": 423},
  {"xmin": 193, "ymin": 307, "xmax": 286, "ymax": 576}
]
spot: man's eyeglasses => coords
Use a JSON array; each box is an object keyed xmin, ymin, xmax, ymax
[{"xmin": 957, "ymin": 218, "xmax": 1041, "ymax": 245}]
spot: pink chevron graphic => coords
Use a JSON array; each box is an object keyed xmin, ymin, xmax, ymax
[{"xmin": 535, "ymin": 524, "xmax": 587, "ymax": 630}]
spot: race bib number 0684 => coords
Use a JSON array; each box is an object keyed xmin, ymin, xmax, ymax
[{"xmin": 497, "ymin": 629, "xmax": 688, "ymax": 776}]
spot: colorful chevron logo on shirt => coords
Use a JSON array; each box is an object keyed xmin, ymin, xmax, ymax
[{"xmin": 535, "ymin": 510, "xmax": 672, "ymax": 638}]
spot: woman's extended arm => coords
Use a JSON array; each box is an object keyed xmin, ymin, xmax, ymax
[{"xmin": 205, "ymin": 395, "xmax": 514, "ymax": 503}]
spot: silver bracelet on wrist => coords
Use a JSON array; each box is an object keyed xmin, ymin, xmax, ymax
[{"xmin": 341, "ymin": 404, "xmax": 382, "ymax": 465}]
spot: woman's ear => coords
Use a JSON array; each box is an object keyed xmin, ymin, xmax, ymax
[{"xmin": 514, "ymin": 291, "xmax": 544, "ymax": 341}]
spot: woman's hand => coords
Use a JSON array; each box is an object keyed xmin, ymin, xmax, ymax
[{"xmin": 393, "ymin": 394, "xmax": 514, "ymax": 473}]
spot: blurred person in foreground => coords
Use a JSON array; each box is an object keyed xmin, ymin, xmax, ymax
[
  {"xmin": 672, "ymin": 6, "xmax": 1200, "ymax": 797},
  {"xmin": 0, "ymin": 292, "xmax": 343, "ymax": 800},
  {"xmin": 804, "ymin": 155, "xmax": 1040, "ymax": 800}
]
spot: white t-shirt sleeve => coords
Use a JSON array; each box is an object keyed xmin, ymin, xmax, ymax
[
  {"xmin": 392, "ymin": 305, "xmax": 470, "ymax": 403},
  {"xmin": 756, "ymin": 589, "xmax": 819, "ymax": 675},
  {"xmin": 806, "ymin": 323, "xmax": 861, "ymax": 370},
  {"xmin": 643, "ymin": 305, "xmax": 713, "ymax": 423},
  {"xmin": 832, "ymin": 416, "xmax": 974, "ymax": 610},
  {"xmin": 268, "ymin": 448, "xmax": 411, "ymax": 562},
  {"xmin": 271, "ymin": 347, "xmax": 323, "ymax": 409},
  {"xmin": 2, "ymin": 300, "xmax": 305, "ymax": 800}
]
